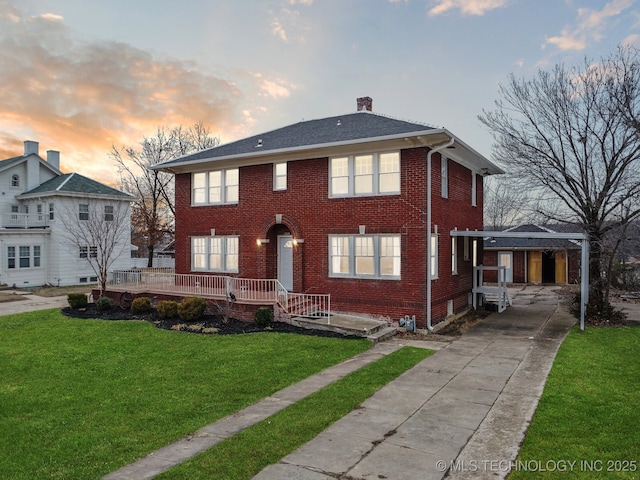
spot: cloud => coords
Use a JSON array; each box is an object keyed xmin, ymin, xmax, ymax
[
  {"xmin": 270, "ymin": 3, "xmax": 311, "ymax": 43},
  {"xmin": 544, "ymin": 0, "xmax": 635, "ymax": 51},
  {"xmin": 427, "ymin": 0, "xmax": 510, "ymax": 16},
  {"xmin": 0, "ymin": 2, "xmax": 283, "ymax": 184}
]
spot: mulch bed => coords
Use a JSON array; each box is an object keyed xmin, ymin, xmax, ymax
[{"xmin": 61, "ymin": 304, "xmax": 361, "ymax": 339}]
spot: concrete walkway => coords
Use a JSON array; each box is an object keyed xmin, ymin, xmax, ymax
[
  {"xmin": 100, "ymin": 285, "xmax": 574, "ymax": 480},
  {"xmin": 254, "ymin": 285, "xmax": 574, "ymax": 480},
  {"xmin": 0, "ymin": 292, "xmax": 69, "ymax": 315}
]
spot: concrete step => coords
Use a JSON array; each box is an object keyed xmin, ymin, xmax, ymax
[
  {"xmin": 290, "ymin": 314, "xmax": 388, "ymax": 338},
  {"xmin": 367, "ymin": 326, "xmax": 397, "ymax": 344}
]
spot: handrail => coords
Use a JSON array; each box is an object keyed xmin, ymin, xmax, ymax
[{"xmin": 108, "ymin": 270, "xmax": 330, "ymax": 319}]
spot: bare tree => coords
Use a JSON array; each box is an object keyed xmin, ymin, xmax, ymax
[
  {"xmin": 112, "ymin": 122, "xmax": 219, "ymax": 267},
  {"xmin": 479, "ymin": 46, "xmax": 640, "ymax": 311},
  {"xmin": 483, "ymin": 176, "xmax": 530, "ymax": 229},
  {"xmin": 59, "ymin": 202, "xmax": 131, "ymax": 296}
]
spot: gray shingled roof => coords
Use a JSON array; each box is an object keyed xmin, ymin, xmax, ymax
[
  {"xmin": 22, "ymin": 173, "xmax": 132, "ymax": 198},
  {"xmin": 484, "ymin": 224, "xmax": 583, "ymax": 250},
  {"xmin": 158, "ymin": 111, "xmax": 435, "ymax": 168},
  {"xmin": 0, "ymin": 155, "xmax": 28, "ymax": 171}
]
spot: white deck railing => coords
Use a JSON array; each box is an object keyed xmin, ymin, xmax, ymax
[
  {"xmin": 1, "ymin": 213, "xmax": 48, "ymax": 228},
  {"xmin": 472, "ymin": 265, "xmax": 512, "ymax": 313},
  {"xmin": 108, "ymin": 270, "xmax": 330, "ymax": 319}
]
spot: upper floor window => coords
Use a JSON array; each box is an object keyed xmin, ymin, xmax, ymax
[
  {"xmin": 471, "ymin": 173, "xmax": 477, "ymax": 207},
  {"xmin": 11, "ymin": 174, "xmax": 19, "ymax": 187},
  {"xmin": 329, "ymin": 152, "xmax": 400, "ymax": 198},
  {"xmin": 192, "ymin": 236, "xmax": 239, "ymax": 272},
  {"xmin": 441, "ymin": 156, "xmax": 448, "ymax": 198},
  {"xmin": 274, "ymin": 162, "xmax": 287, "ymax": 191},
  {"xmin": 104, "ymin": 205, "xmax": 114, "ymax": 222},
  {"xmin": 329, "ymin": 235, "xmax": 400, "ymax": 279},
  {"xmin": 192, "ymin": 169, "xmax": 239, "ymax": 205},
  {"xmin": 79, "ymin": 204, "xmax": 89, "ymax": 221},
  {"xmin": 49, "ymin": 203, "xmax": 55, "ymax": 221}
]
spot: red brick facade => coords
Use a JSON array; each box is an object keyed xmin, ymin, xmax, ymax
[{"xmin": 174, "ymin": 146, "xmax": 484, "ymax": 328}]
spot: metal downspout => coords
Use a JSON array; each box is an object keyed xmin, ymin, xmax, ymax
[{"xmin": 426, "ymin": 137, "xmax": 455, "ymax": 331}]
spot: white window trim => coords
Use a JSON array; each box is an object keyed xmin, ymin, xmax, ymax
[
  {"xmin": 191, "ymin": 235, "xmax": 239, "ymax": 272},
  {"xmin": 273, "ymin": 162, "xmax": 287, "ymax": 191},
  {"xmin": 8, "ymin": 245, "xmax": 42, "ymax": 269},
  {"xmin": 451, "ymin": 236, "xmax": 458, "ymax": 275},
  {"xmin": 328, "ymin": 234, "xmax": 401, "ymax": 280},
  {"xmin": 471, "ymin": 173, "xmax": 477, "ymax": 207},
  {"xmin": 441, "ymin": 156, "xmax": 448, "ymax": 198},
  {"xmin": 430, "ymin": 234, "xmax": 439, "ymax": 279},
  {"xmin": 192, "ymin": 168, "xmax": 239, "ymax": 206},
  {"xmin": 329, "ymin": 151, "xmax": 400, "ymax": 198}
]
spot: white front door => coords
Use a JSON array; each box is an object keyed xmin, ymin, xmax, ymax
[
  {"xmin": 498, "ymin": 251, "xmax": 513, "ymax": 283},
  {"xmin": 278, "ymin": 235, "xmax": 294, "ymax": 291}
]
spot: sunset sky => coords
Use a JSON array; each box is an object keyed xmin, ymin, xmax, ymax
[{"xmin": 1, "ymin": 0, "xmax": 639, "ymax": 185}]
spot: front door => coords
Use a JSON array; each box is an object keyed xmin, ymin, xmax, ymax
[
  {"xmin": 498, "ymin": 251, "xmax": 513, "ymax": 283},
  {"xmin": 278, "ymin": 235, "xmax": 294, "ymax": 291}
]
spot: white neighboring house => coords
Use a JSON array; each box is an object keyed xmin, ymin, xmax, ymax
[{"xmin": 0, "ymin": 140, "xmax": 134, "ymax": 288}]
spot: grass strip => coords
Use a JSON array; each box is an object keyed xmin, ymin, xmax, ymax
[
  {"xmin": 159, "ymin": 346, "xmax": 434, "ymax": 480},
  {"xmin": 510, "ymin": 326, "xmax": 640, "ymax": 479},
  {"xmin": 0, "ymin": 309, "xmax": 370, "ymax": 479}
]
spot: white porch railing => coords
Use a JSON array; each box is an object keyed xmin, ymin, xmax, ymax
[
  {"xmin": 108, "ymin": 270, "xmax": 330, "ymax": 319},
  {"xmin": 472, "ymin": 265, "xmax": 512, "ymax": 313},
  {"xmin": 1, "ymin": 213, "xmax": 48, "ymax": 228}
]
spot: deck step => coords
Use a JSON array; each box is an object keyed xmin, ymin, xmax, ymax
[{"xmin": 290, "ymin": 314, "xmax": 388, "ymax": 338}]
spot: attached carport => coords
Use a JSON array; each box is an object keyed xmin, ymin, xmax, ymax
[{"xmin": 450, "ymin": 229, "xmax": 590, "ymax": 330}]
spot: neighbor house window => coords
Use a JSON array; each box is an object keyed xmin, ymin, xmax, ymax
[
  {"xmin": 192, "ymin": 168, "xmax": 239, "ymax": 205},
  {"xmin": 7, "ymin": 246, "xmax": 15, "ymax": 269},
  {"xmin": 79, "ymin": 204, "xmax": 89, "ymax": 220},
  {"xmin": 49, "ymin": 203, "xmax": 54, "ymax": 221},
  {"xmin": 34, "ymin": 246, "xmax": 41, "ymax": 267},
  {"xmin": 104, "ymin": 205, "xmax": 114, "ymax": 221},
  {"xmin": 192, "ymin": 236, "xmax": 239, "ymax": 272},
  {"xmin": 11, "ymin": 174, "xmax": 19, "ymax": 187},
  {"xmin": 441, "ymin": 156, "xmax": 448, "ymax": 198},
  {"xmin": 79, "ymin": 246, "xmax": 98, "ymax": 259},
  {"xmin": 274, "ymin": 162, "xmax": 287, "ymax": 190},
  {"xmin": 329, "ymin": 235, "xmax": 400, "ymax": 279},
  {"xmin": 329, "ymin": 151, "xmax": 400, "ymax": 197},
  {"xmin": 5, "ymin": 245, "xmax": 40, "ymax": 269},
  {"xmin": 19, "ymin": 246, "xmax": 30, "ymax": 268}
]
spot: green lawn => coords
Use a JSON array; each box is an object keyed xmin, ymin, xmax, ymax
[
  {"xmin": 159, "ymin": 346, "xmax": 433, "ymax": 479},
  {"xmin": 0, "ymin": 309, "xmax": 372, "ymax": 479},
  {"xmin": 511, "ymin": 326, "xmax": 640, "ymax": 479}
]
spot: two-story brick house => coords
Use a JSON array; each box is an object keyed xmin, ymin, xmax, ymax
[
  {"xmin": 153, "ymin": 98, "xmax": 503, "ymax": 328},
  {"xmin": 0, "ymin": 141, "xmax": 133, "ymax": 288}
]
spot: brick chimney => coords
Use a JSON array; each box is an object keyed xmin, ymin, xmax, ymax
[
  {"xmin": 357, "ymin": 96, "xmax": 373, "ymax": 112},
  {"xmin": 24, "ymin": 140, "xmax": 39, "ymax": 156}
]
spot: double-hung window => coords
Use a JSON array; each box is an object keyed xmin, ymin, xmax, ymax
[
  {"xmin": 6, "ymin": 245, "xmax": 40, "ymax": 269},
  {"xmin": 441, "ymin": 156, "xmax": 448, "ymax": 198},
  {"xmin": 329, "ymin": 152, "xmax": 400, "ymax": 197},
  {"xmin": 193, "ymin": 169, "xmax": 239, "ymax": 205},
  {"xmin": 274, "ymin": 162, "xmax": 287, "ymax": 190},
  {"xmin": 104, "ymin": 205, "xmax": 114, "ymax": 221},
  {"xmin": 79, "ymin": 204, "xmax": 89, "ymax": 221},
  {"xmin": 430, "ymin": 234, "xmax": 438, "ymax": 278},
  {"xmin": 192, "ymin": 236, "xmax": 239, "ymax": 272},
  {"xmin": 329, "ymin": 235, "xmax": 400, "ymax": 279}
]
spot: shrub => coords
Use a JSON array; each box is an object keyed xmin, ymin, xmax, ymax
[
  {"xmin": 96, "ymin": 297, "xmax": 112, "ymax": 311},
  {"xmin": 157, "ymin": 300, "xmax": 178, "ymax": 319},
  {"xmin": 131, "ymin": 297, "xmax": 152, "ymax": 314},
  {"xmin": 178, "ymin": 297, "xmax": 207, "ymax": 321},
  {"xmin": 67, "ymin": 293, "xmax": 88, "ymax": 309},
  {"xmin": 254, "ymin": 306, "xmax": 274, "ymax": 328}
]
